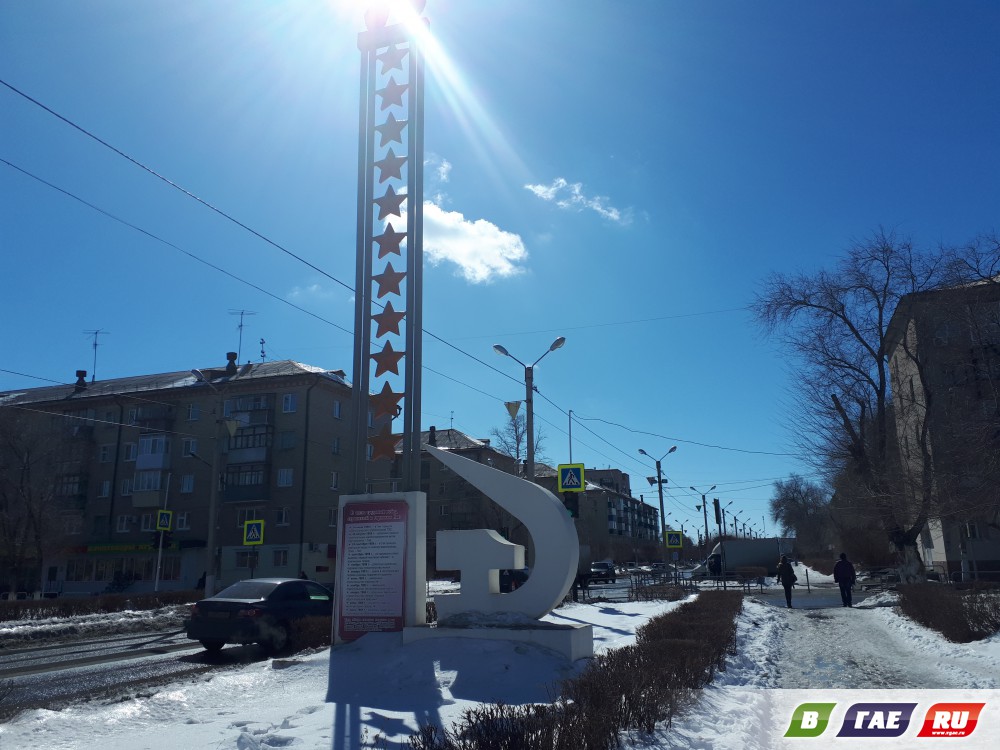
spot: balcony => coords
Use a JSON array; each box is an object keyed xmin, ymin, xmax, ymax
[
  {"xmin": 223, "ymin": 484, "xmax": 269, "ymax": 504},
  {"xmin": 131, "ymin": 488, "xmax": 168, "ymax": 508}
]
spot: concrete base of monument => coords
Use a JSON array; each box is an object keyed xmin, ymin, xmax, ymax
[{"xmin": 402, "ymin": 621, "xmax": 594, "ymax": 662}]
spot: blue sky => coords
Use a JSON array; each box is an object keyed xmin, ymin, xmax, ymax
[{"xmin": 2, "ymin": 1, "xmax": 998, "ymax": 541}]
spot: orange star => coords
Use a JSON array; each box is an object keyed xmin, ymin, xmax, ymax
[
  {"xmin": 369, "ymin": 424, "xmax": 399, "ymax": 462},
  {"xmin": 372, "ymin": 262, "xmax": 406, "ymax": 298},
  {"xmin": 377, "ymin": 77, "xmax": 409, "ymax": 110},
  {"xmin": 371, "ymin": 340, "xmax": 405, "ymax": 377},
  {"xmin": 372, "ymin": 300, "xmax": 406, "ymax": 337},
  {"xmin": 374, "ymin": 222, "xmax": 406, "ymax": 258},
  {"xmin": 375, "ymin": 148, "xmax": 407, "ymax": 183},
  {"xmin": 375, "ymin": 113, "xmax": 408, "ymax": 148},
  {"xmin": 370, "ymin": 381, "xmax": 404, "ymax": 419}
]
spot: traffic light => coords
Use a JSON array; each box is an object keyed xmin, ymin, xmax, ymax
[
  {"xmin": 563, "ymin": 493, "xmax": 579, "ymax": 518},
  {"xmin": 713, "ymin": 497, "xmax": 721, "ymax": 525},
  {"xmin": 151, "ymin": 531, "xmax": 173, "ymax": 547}
]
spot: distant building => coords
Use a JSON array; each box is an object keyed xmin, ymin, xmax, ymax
[
  {"xmin": 0, "ymin": 353, "xmax": 387, "ymax": 595},
  {"xmin": 887, "ymin": 281, "xmax": 1000, "ymax": 580}
]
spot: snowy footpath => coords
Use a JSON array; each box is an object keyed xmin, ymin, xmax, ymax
[{"xmin": 2, "ymin": 587, "xmax": 999, "ymax": 749}]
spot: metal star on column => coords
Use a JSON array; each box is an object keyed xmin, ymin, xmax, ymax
[
  {"xmin": 375, "ymin": 113, "xmax": 408, "ymax": 147},
  {"xmin": 377, "ymin": 77, "xmax": 409, "ymax": 110},
  {"xmin": 372, "ymin": 300, "xmax": 406, "ymax": 337},
  {"xmin": 374, "ymin": 223, "xmax": 406, "ymax": 258},
  {"xmin": 371, "ymin": 340, "xmax": 405, "ymax": 377},
  {"xmin": 377, "ymin": 44, "xmax": 408, "ymax": 74},
  {"xmin": 372, "ymin": 262, "xmax": 406, "ymax": 298},
  {"xmin": 375, "ymin": 149, "xmax": 407, "ymax": 183},
  {"xmin": 370, "ymin": 381, "xmax": 404, "ymax": 420},
  {"xmin": 368, "ymin": 423, "xmax": 399, "ymax": 462},
  {"xmin": 373, "ymin": 185, "xmax": 407, "ymax": 220}
]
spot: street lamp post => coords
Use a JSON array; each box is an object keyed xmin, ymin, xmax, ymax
[
  {"xmin": 690, "ymin": 485, "xmax": 716, "ymax": 551},
  {"xmin": 639, "ymin": 446, "xmax": 677, "ymax": 563},
  {"xmin": 493, "ymin": 337, "xmax": 565, "ymax": 482}
]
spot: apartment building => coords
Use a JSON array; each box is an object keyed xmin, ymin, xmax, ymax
[
  {"xmin": 887, "ymin": 281, "xmax": 1000, "ymax": 580},
  {"xmin": 0, "ymin": 353, "xmax": 388, "ymax": 595}
]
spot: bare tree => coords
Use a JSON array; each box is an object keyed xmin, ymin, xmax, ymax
[
  {"xmin": 488, "ymin": 413, "xmax": 547, "ymax": 473},
  {"xmin": 0, "ymin": 410, "xmax": 62, "ymax": 593},
  {"xmin": 753, "ymin": 229, "xmax": 955, "ymax": 581},
  {"xmin": 769, "ymin": 475, "xmax": 835, "ymax": 558}
]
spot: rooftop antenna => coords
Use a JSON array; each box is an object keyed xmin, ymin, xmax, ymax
[
  {"xmin": 450, "ymin": 410, "xmax": 454, "ymax": 430},
  {"xmin": 229, "ymin": 309, "xmax": 257, "ymax": 362},
  {"xmin": 259, "ymin": 338, "xmax": 266, "ymax": 363},
  {"xmin": 83, "ymin": 329, "xmax": 110, "ymax": 382}
]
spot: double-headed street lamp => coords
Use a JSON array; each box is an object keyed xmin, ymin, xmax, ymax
[
  {"xmin": 493, "ymin": 337, "xmax": 566, "ymax": 482},
  {"xmin": 639, "ymin": 446, "xmax": 677, "ymax": 562},
  {"xmin": 690, "ymin": 484, "xmax": 716, "ymax": 551}
]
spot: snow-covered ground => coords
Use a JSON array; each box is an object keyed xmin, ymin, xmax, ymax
[{"xmin": 2, "ymin": 581, "xmax": 999, "ymax": 749}]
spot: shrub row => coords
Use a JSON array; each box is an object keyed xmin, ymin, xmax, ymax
[
  {"xmin": 407, "ymin": 590, "xmax": 744, "ymax": 750},
  {"xmin": 0, "ymin": 590, "xmax": 197, "ymax": 622},
  {"xmin": 629, "ymin": 583, "xmax": 688, "ymax": 603},
  {"xmin": 898, "ymin": 582, "xmax": 1000, "ymax": 642}
]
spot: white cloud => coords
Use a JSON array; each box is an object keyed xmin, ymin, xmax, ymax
[
  {"xmin": 524, "ymin": 177, "xmax": 631, "ymax": 225},
  {"xmin": 416, "ymin": 202, "xmax": 528, "ymax": 284},
  {"xmin": 288, "ymin": 283, "xmax": 334, "ymax": 300}
]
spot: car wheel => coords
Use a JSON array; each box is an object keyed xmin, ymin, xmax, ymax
[
  {"xmin": 261, "ymin": 622, "xmax": 290, "ymax": 654},
  {"xmin": 200, "ymin": 639, "xmax": 225, "ymax": 653}
]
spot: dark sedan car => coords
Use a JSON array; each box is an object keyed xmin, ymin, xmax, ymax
[{"xmin": 184, "ymin": 578, "xmax": 334, "ymax": 653}]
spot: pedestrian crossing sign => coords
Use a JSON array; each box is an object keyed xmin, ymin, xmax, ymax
[
  {"xmin": 243, "ymin": 520, "xmax": 265, "ymax": 546},
  {"xmin": 666, "ymin": 531, "xmax": 682, "ymax": 548},
  {"xmin": 156, "ymin": 510, "xmax": 173, "ymax": 531},
  {"xmin": 557, "ymin": 464, "xmax": 585, "ymax": 493}
]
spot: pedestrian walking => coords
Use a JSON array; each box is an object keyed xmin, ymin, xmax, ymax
[
  {"xmin": 833, "ymin": 552, "xmax": 857, "ymax": 607},
  {"xmin": 776, "ymin": 554, "xmax": 797, "ymax": 608}
]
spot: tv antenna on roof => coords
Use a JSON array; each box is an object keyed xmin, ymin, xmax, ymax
[
  {"xmin": 83, "ymin": 329, "xmax": 110, "ymax": 382},
  {"xmin": 229, "ymin": 310, "xmax": 257, "ymax": 362}
]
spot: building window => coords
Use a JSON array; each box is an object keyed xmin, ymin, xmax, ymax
[
  {"xmin": 235, "ymin": 550, "xmax": 256, "ymax": 568},
  {"xmin": 330, "ymin": 471, "xmax": 339, "ymax": 490},
  {"xmin": 273, "ymin": 549, "xmax": 289, "ymax": 567},
  {"xmin": 368, "ymin": 409, "xmax": 375, "ymax": 428},
  {"xmin": 328, "ymin": 508, "xmax": 338, "ymax": 527},
  {"xmin": 99, "ymin": 444, "xmax": 113, "ymax": 463},
  {"xmin": 176, "ymin": 511, "xmax": 191, "ymax": 530},
  {"xmin": 277, "ymin": 468, "xmax": 294, "ymax": 487},
  {"xmin": 282, "ymin": 393, "xmax": 298, "ymax": 413},
  {"xmin": 440, "ymin": 505, "xmax": 449, "ymax": 516},
  {"xmin": 278, "ymin": 430, "xmax": 297, "ymax": 450},
  {"xmin": 139, "ymin": 434, "xmax": 170, "ymax": 457},
  {"xmin": 187, "ymin": 403, "xmax": 201, "ymax": 421},
  {"xmin": 236, "ymin": 507, "xmax": 262, "ymax": 528},
  {"xmin": 331, "ymin": 437, "xmax": 341, "ymax": 454},
  {"xmin": 332, "ymin": 400, "xmax": 342, "ymax": 419},
  {"xmin": 140, "ymin": 513, "xmax": 154, "ymax": 531},
  {"xmin": 227, "ymin": 464, "xmax": 266, "ymax": 487},
  {"xmin": 98, "ymin": 480, "xmax": 111, "ymax": 498},
  {"xmin": 231, "ymin": 425, "xmax": 272, "ymax": 450},
  {"xmin": 134, "ymin": 470, "xmax": 162, "ymax": 492},
  {"xmin": 275, "ymin": 507, "xmax": 290, "ymax": 526},
  {"xmin": 181, "ymin": 474, "xmax": 195, "ymax": 493},
  {"xmin": 124, "ymin": 443, "xmax": 138, "ymax": 462},
  {"xmin": 127, "ymin": 408, "xmax": 138, "ymax": 425},
  {"xmin": 116, "ymin": 515, "xmax": 131, "ymax": 533},
  {"xmin": 182, "ymin": 438, "xmax": 198, "ymax": 457},
  {"xmin": 121, "ymin": 478, "xmax": 133, "ymax": 496},
  {"xmin": 63, "ymin": 515, "xmax": 83, "ymax": 535},
  {"xmin": 366, "ymin": 444, "xmax": 374, "ymax": 461}
]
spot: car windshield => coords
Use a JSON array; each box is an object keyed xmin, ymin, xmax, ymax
[{"xmin": 212, "ymin": 581, "xmax": 276, "ymax": 600}]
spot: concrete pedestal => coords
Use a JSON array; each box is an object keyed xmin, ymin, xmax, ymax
[{"xmin": 403, "ymin": 622, "xmax": 594, "ymax": 662}]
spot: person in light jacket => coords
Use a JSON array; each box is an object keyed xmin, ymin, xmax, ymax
[
  {"xmin": 833, "ymin": 552, "xmax": 857, "ymax": 607},
  {"xmin": 776, "ymin": 555, "xmax": 797, "ymax": 608}
]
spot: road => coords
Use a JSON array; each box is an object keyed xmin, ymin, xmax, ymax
[{"xmin": 0, "ymin": 628, "xmax": 266, "ymax": 719}]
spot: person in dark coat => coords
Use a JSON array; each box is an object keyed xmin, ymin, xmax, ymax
[
  {"xmin": 776, "ymin": 555, "xmax": 797, "ymax": 608},
  {"xmin": 833, "ymin": 552, "xmax": 857, "ymax": 607}
]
